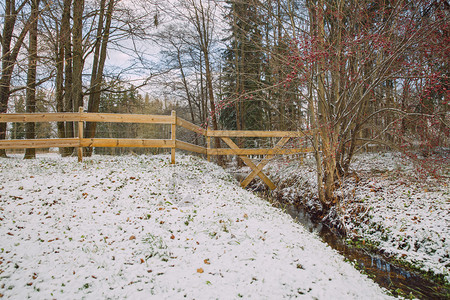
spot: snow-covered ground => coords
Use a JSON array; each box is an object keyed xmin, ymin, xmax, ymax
[
  {"xmin": 0, "ymin": 154, "xmax": 391, "ymax": 299},
  {"xmin": 260, "ymin": 152, "xmax": 450, "ymax": 283}
]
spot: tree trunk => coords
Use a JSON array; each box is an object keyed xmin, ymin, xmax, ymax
[
  {"xmin": 0, "ymin": 0, "xmax": 34, "ymax": 157},
  {"xmin": 62, "ymin": 0, "xmax": 74, "ymax": 155},
  {"xmin": 55, "ymin": 14, "xmax": 66, "ymax": 155},
  {"xmin": 24, "ymin": 0, "xmax": 41, "ymax": 159},
  {"xmin": 85, "ymin": 0, "xmax": 115, "ymax": 156},
  {"xmin": 72, "ymin": 0, "xmax": 84, "ymax": 111}
]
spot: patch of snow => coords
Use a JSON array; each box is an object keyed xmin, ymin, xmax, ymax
[{"xmin": 0, "ymin": 154, "xmax": 391, "ymax": 299}]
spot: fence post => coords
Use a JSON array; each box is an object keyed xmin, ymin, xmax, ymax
[
  {"xmin": 78, "ymin": 107, "xmax": 83, "ymax": 162},
  {"xmin": 171, "ymin": 110, "xmax": 176, "ymax": 164},
  {"xmin": 206, "ymin": 128, "xmax": 211, "ymax": 162}
]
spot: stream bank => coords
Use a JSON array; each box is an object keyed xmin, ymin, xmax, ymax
[
  {"xmin": 227, "ymin": 152, "xmax": 450, "ymax": 299},
  {"xmin": 256, "ymin": 187, "xmax": 450, "ymax": 299}
]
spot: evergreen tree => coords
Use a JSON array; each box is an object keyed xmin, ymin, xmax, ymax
[{"xmin": 221, "ymin": 0, "xmax": 266, "ymax": 132}]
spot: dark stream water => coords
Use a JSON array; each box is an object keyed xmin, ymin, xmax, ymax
[{"xmin": 284, "ymin": 204, "xmax": 450, "ymax": 299}]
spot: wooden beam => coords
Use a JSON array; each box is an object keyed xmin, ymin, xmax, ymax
[
  {"xmin": 78, "ymin": 107, "xmax": 83, "ymax": 162},
  {"xmin": 0, "ymin": 112, "xmax": 174, "ymax": 124},
  {"xmin": 240, "ymin": 137, "xmax": 290, "ymax": 189},
  {"xmin": 0, "ymin": 113, "xmax": 81, "ymax": 123},
  {"xmin": 176, "ymin": 140, "xmax": 207, "ymax": 154},
  {"xmin": 221, "ymin": 137, "xmax": 276, "ymax": 190},
  {"xmin": 206, "ymin": 133, "xmax": 211, "ymax": 162},
  {"xmin": 176, "ymin": 117, "xmax": 206, "ymax": 135},
  {"xmin": 80, "ymin": 138, "xmax": 174, "ymax": 148},
  {"xmin": 80, "ymin": 113, "xmax": 173, "ymax": 124},
  {"xmin": 207, "ymin": 148, "xmax": 312, "ymax": 155},
  {"xmin": 207, "ymin": 130, "xmax": 307, "ymax": 138},
  {"xmin": 0, "ymin": 138, "xmax": 79, "ymax": 149},
  {"xmin": 171, "ymin": 111, "xmax": 176, "ymax": 164}
]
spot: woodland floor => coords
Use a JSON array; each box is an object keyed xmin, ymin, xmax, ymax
[{"xmin": 0, "ymin": 154, "xmax": 392, "ymax": 299}]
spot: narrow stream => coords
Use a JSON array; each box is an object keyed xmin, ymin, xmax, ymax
[
  {"xmin": 229, "ymin": 169, "xmax": 449, "ymax": 299},
  {"xmin": 283, "ymin": 204, "xmax": 449, "ymax": 299}
]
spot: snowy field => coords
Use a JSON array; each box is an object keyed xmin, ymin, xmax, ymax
[
  {"xmin": 261, "ymin": 152, "xmax": 450, "ymax": 283},
  {"xmin": 0, "ymin": 154, "xmax": 392, "ymax": 299}
]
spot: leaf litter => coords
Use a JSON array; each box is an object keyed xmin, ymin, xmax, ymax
[{"xmin": 0, "ymin": 154, "xmax": 392, "ymax": 299}]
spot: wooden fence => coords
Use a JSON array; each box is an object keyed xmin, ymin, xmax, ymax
[{"xmin": 0, "ymin": 109, "xmax": 312, "ymax": 189}]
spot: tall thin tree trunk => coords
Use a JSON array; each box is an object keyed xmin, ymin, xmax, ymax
[
  {"xmin": 199, "ymin": 54, "xmax": 207, "ymax": 126},
  {"xmin": 85, "ymin": 0, "xmax": 115, "ymax": 156},
  {"xmin": 176, "ymin": 46, "xmax": 196, "ymax": 129},
  {"xmin": 72, "ymin": 0, "xmax": 84, "ymax": 111},
  {"xmin": 24, "ymin": 0, "xmax": 41, "ymax": 159},
  {"xmin": 55, "ymin": 18, "xmax": 66, "ymax": 155},
  {"xmin": 0, "ymin": 0, "xmax": 33, "ymax": 157},
  {"xmin": 317, "ymin": 0, "xmax": 336, "ymax": 205},
  {"xmin": 62, "ymin": 0, "xmax": 74, "ymax": 155}
]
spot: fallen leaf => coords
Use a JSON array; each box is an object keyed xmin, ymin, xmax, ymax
[
  {"xmin": 197, "ymin": 268, "xmax": 204, "ymax": 273},
  {"xmin": 129, "ymin": 235, "xmax": 136, "ymax": 240},
  {"xmin": 204, "ymin": 259, "xmax": 210, "ymax": 265},
  {"xmin": 170, "ymin": 234, "xmax": 175, "ymax": 240}
]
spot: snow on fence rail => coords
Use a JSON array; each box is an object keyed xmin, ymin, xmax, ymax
[{"xmin": 0, "ymin": 108, "xmax": 312, "ymax": 189}]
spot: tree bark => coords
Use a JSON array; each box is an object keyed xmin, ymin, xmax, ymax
[
  {"xmin": 55, "ymin": 10, "xmax": 66, "ymax": 154},
  {"xmin": 24, "ymin": 0, "xmax": 41, "ymax": 159},
  {"xmin": 72, "ymin": 0, "xmax": 84, "ymax": 111},
  {"xmin": 62, "ymin": 0, "xmax": 74, "ymax": 155},
  {"xmin": 85, "ymin": 0, "xmax": 115, "ymax": 156},
  {"xmin": 0, "ymin": 0, "xmax": 34, "ymax": 157}
]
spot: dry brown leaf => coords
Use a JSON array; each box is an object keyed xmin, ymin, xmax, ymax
[{"xmin": 197, "ymin": 268, "xmax": 204, "ymax": 273}]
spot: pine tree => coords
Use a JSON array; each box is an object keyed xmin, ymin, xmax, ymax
[{"xmin": 221, "ymin": 0, "xmax": 266, "ymax": 133}]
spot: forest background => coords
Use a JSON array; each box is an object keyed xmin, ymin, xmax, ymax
[{"xmin": 0, "ymin": 0, "xmax": 448, "ymax": 207}]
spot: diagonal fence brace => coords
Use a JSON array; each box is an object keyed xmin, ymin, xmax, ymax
[
  {"xmin": 221, "ymin": 137, "xmax": 290, "ymax": 190},
  {"xmin": 240, "ymin": 137, "xmax": 290, "ymax": 189}
]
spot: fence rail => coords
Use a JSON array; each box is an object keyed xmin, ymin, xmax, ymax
[{"xmin": 0, "ymin": 109, "xmax": 312, "ymax": 189}]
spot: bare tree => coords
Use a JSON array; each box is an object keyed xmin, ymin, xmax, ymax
[
  {"xmin": 84, "ymin": 0, "xmax": 116, "ymax": 156},
  {"xmin": 24, "ymin": 0, "xmax": 41, "ymax": 159}
]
